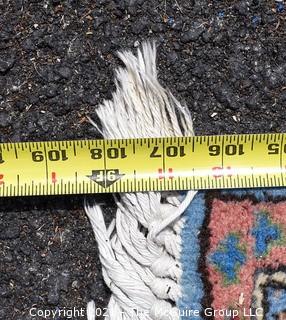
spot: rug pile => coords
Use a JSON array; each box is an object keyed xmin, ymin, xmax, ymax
[{"xmin": 180, "ymin": 189, "xmax": 286, "ymax": 320}]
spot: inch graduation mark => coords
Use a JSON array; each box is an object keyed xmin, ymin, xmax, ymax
[{"xmin": 0, "ymin": 148, "xmax": 4, "ymax": 164}]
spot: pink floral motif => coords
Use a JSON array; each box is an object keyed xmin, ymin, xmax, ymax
[{"xmin": 207, "ymin": 199, "xmax": 286, "ymax": 319}]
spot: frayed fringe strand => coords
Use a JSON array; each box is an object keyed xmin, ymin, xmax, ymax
[
  {"xmin": 94, "ymin": 41, "xmax": 194, "ymax": 139},
  {"xmin": 85, "ymin": 41, "xmax": 196, "ymax": 320}
]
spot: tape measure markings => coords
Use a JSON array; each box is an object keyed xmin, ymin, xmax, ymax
[{"xmin": 1, "ymin": 133, "xmax": 286, "ymax": 196}]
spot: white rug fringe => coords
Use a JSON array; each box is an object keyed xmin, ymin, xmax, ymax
[{"xmin": 85, "ymin": 41, "xmax": 196, "ymax": 320}]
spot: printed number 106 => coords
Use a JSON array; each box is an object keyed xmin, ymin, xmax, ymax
[{"xmin": 209, "ymin": 144, "xmax": 245, "ymax": 156}]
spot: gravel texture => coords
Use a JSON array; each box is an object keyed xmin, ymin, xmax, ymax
[{"xmin": 0, "ymin": 0, "xmax": 286, "ymax": 319}]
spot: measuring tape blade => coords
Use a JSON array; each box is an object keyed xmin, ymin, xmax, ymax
[{"xmin": 0, "ymin": 133, "xmax": 285, "ymax": 197}]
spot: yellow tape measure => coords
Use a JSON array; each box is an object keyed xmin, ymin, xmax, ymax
[{"xmin": 0, "ymin": 133, "xmax": 286, "ymax": 197}]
